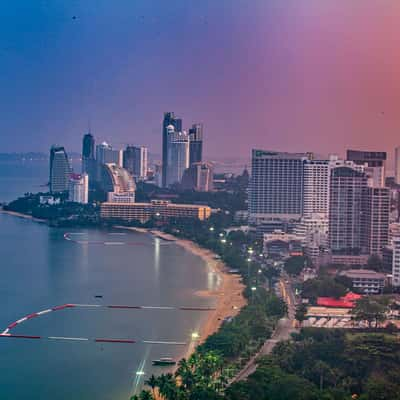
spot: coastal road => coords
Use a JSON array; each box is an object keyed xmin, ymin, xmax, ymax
[{"xmin": 233, "ymin": 276, "xmax": 298, "ymax": 382}]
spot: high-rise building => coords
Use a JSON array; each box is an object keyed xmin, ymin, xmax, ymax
[
  {"xmin": 303, "ymin": 159, "xmax": 331, "ymax": 218},
  {"xmin": 68, "ymin": 173, "xmax": 89, "ymax": 204},
  {"xmin": 362, "ymin": 187, "xmax": 390, "ymax": 256},
  {"xmin": 392, "ymin": 236, "xmax": 400, "ymax": 287},
  {"xmin": 162, "ymin": 112, "xmax": 182, "ymax": 187},
  {"xmin": 188, "ymin": 123, "xmax": 203, "ymax": 166},
  {"xmin": 49, "ymin": 146, "xmax": 71, "ymax": 193},
  {"xmin": 249, "ymin": 149, "xmax": 308, "ymax": 224},
  {"xmin": 123, "ymin": 146, "xmax": 148, "ymax": 180},
  {"xmin": 96, "ymin": 142, "xmax": 122, "ymax": 166},
  {"xmin": 81, "ymin": 133, "xmax": 96, "ymax": 184},
  {"xmin": 346, "ymin": 149, "xmax": 386, "ymax": 187},
  {"xmin": 395, "ymin": 146, "xmax": 400, "ymax": 185},
  {"xmin": 182, "ymin": 162, "xmax": 214, "ymax": 192},
  {"xmin": 166, "ymin": 128, "xmax": 189, "ymax": 187},
  {"xmin": 329, "ymin": 165, "xmax": 368, "ymax": 254}
]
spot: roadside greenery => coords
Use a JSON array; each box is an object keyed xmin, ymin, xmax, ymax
[{"xmin": 227, "ymin": 328, "xmax": 400, "ymax": 400}]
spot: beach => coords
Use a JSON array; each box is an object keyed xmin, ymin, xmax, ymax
[
  {"xmin": 0, "ymin": 208, "xmax": 47, "ymax": 223},
  {"xmin": 116, "ymin": 227, "xmax": 247, "ymax": 356}
]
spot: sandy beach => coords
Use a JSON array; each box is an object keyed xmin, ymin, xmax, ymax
[
  {"xmin": 0, "ymin": 209, "xmax": 47, "ymax": 223},
  {"xmin": 115, "ymin": 226, "xmax": 247, "ymax": 357}
]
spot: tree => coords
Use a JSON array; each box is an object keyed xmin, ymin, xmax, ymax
[
  {"xmin": 295, "ymin": 303, "xmax": 308, "ymax": 325},
  {"xmin": 145, "ymin": 374, "xmax": 158, "ymax": 399},
  {"xmin": 301, "ymin": 277, "xmax": 347, "ymax": 302},
  {"xmin": 351, "ymin": 297, "xmax": 388, "ymax": 328},
  {"xmin": 284, "ymin": 256, "xmax": 308, "ymax": 276},
  {"xmin": 138, "ymin": 391, "xmax": 154, "ymax": 400}
]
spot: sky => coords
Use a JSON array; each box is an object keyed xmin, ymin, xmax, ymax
[{"xmin": 1, "ymin": 0, "xmax": 400, "ymax": 163}]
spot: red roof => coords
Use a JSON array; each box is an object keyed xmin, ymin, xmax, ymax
[
  {"xmin": 317, "ymin": 292, "xmax": 362, "ymax": 308},
  {"xmin": 342, "ymin": 292, "xmax": 362, "ymax": 301}
]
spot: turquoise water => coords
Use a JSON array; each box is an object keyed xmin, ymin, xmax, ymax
[{"xmin": 0, "ymin": 162, "xmax": 217, "ymax": 399}]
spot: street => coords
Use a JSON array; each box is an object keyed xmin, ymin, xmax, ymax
[{"xmin": 233, "ymin": 275, "xmax": 297, "ymax": 382}]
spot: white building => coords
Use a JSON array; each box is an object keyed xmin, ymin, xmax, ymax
[
  {"xmin": 68, "ymin": 173, "xmax": 89, "ymax": 204},
  {"xmin": 39, "ymin": 195, "xmax": 61, "ymax": 205},
  {"xmin": 303, "ymin": 159, "xmax": 331, "ymax": 218},
  {"xmin": 249, "ymin": 150, "xmax": 308, "ymax": 224},
  {"xmin": 100, "ymin": 163, "xmax": 136, "ymax": 204},
  {"xmin": 107, "ymin": 191, "xmax": 135, "ymax": 203},
  {"xmin": 392, "ymin": 236, "xmax": 400, "ymax": 287}
]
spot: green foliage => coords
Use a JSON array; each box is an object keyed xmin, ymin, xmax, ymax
[
  {"xmin": 301, "ymin": 277, "xmax": 348, "ymax": 302},
  {"xmin": 295, "ymin": 303, "xmax": 308, "ymax": 323},
  {"xmin": 284, "ymin": 256, "xmax": 308, "ymax": 276},
  {"xmin": 5, "ymin": 193, "xmax": 100, "ymax": 226},
  {"xmin": 351, "ymin": 296, "xmax": 390, "ymax": 328}
]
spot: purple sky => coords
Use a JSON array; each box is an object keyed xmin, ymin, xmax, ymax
[{"xmin": 1, "ymin": 1, "xmax": 400, "ymax": 163}]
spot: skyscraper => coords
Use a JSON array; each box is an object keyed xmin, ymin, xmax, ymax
[
  {"xmin": 49, "ymin": 146, "xmax": 71, "ymax": 193},
  {"xmin": 346, "ymin": 149, "xmax": 386, "ymax": 187},
  {"xmin": 302, "ymin": 159, "xmax": 331, "ymax": 218},
  {"xmin": 162, "ymin": 112, "xmax": 182, "ymax": 187},
  {"xmin": 188, "ymin": 123, "xmax": 203, "ymax": 166},
  {"xmin": 362, "ymin": 187, "xmax": 390, "ymax": 256},
  {"xmin": 123, "ymin": 146, "xmax": 148, "ymax": 180},
  {"xmin": 166, "ymin": 128, "xmax": 189, "ymax": 187},
  {"xmin": 81, "ymin": 133, "xmax": 96, "ymax": 183},
  {"xmin": 395, "ymin": 146, "xmax": 400, "ymax": 185},
  {"xmin": 328, "ymin": 165, "xmax": 368, "ymax": 254},
  {"xmin": 249, "ymin": 149, "xmax": 308, "ymax": 224},
  {"xmin": 96, "ymin": 142, "xmax": 122, "ymax": 166},
  {"xmin": 68, "ymin": 173, "xmax": 89, "ymax": 204}
]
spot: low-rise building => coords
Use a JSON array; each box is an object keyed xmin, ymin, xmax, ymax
[
  {"xmin": 100, "ymin": 200, "xmax": 211, "ymax": 224},
  {"xmin": 39, "ymin": 195, "xmax": 61, "ymax": 205},
  {"xmin": 263, "ymin": 230, "xmax": 303, "ymax": 258},
  {"xmin": 339, "ymin": 269, "xmax": 386, "ymax": 294}
]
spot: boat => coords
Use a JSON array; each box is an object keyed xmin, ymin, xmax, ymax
[
  {"xmin": 94, "ymin": 295, "xmax": 103, "ymax": 298},
  {"xmin": 152, "ymin": 357, "xmax": 176, "ymax": 366}
]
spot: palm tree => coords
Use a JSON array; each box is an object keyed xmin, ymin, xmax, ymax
[
  {"xmin": 139, "ymin": 390, "xmax": 154, "ymax": 400},
  {"xmin": 145, "ymin": 374, "xmax": 158, "ymax": 399},
  {"xmin": 157, "ymin": 373, "xmax": 179, "ymax": 400}
]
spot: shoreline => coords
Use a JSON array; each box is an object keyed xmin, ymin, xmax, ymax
[
  {"xmin": 115, "ymin": 226, "xmax": 247, "ymax": 359},
  {"xmin": 0, "ymin": 208, "xmax": 47, "ymax": 223}
]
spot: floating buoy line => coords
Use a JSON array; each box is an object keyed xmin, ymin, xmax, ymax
[{"xmin": 0, "ymin": 303, "xmax": 214, "ymax": 345}]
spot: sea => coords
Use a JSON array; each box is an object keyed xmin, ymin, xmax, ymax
[{"xmin": 0, "ymin": 160, "xmax": 217, "ymax": 399}]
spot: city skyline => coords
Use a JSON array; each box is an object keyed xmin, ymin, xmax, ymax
[{"xmin": 1, "ymin": 1, "xmax": 400, "ymax": 159}]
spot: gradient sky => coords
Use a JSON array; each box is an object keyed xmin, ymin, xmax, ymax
[{"xmin": 1, "ymin": 1, "xmax": 400, "ymax": 162}]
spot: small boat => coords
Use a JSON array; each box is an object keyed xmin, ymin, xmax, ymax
[
  {"xmin": 94, "ymin": 295, "xmax": 103, "ymax": 298},
  {"xmin": 152, "ymin": 357, "xmax": 176, "ymax": 366}
]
